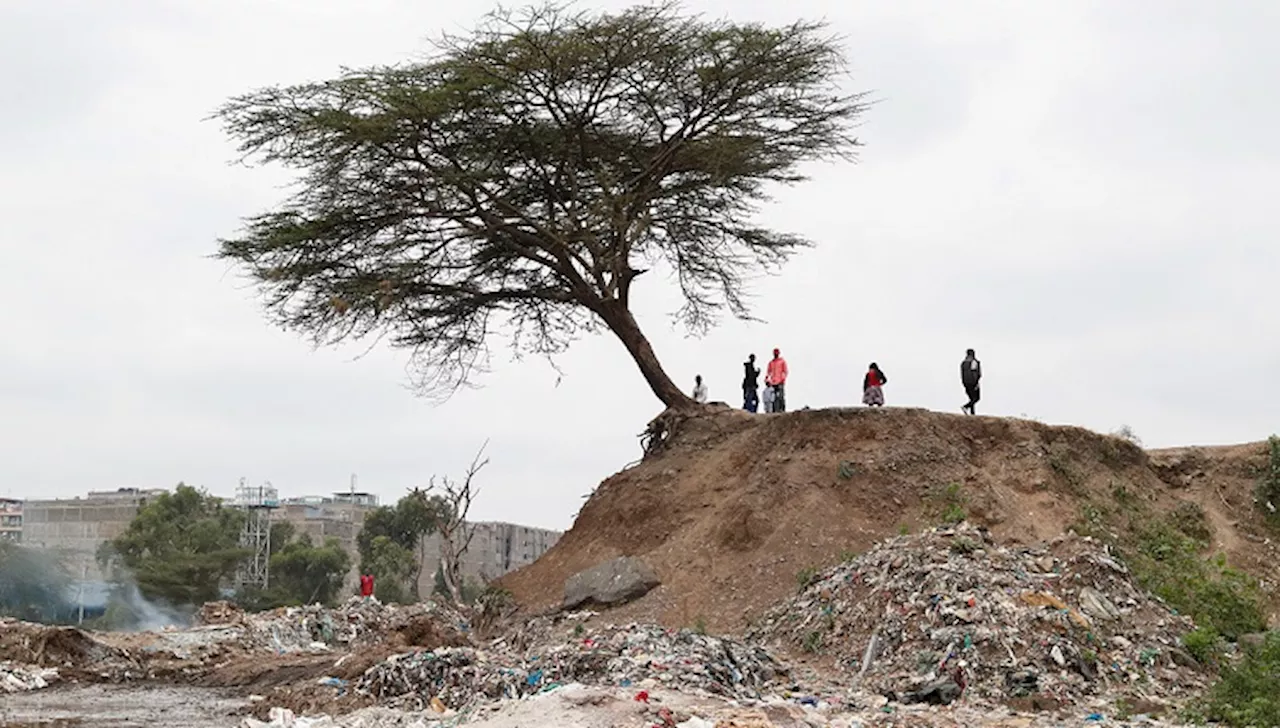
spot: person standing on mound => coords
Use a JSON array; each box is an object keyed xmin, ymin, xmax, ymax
[
  {"xmin": 862, "ymin": 362, "xmax": 888, "ymax": 406},
  {"xmin": 765, "ymin": 348, "xmax": 788, "ymax": 413},
  {"xmin": 742, "ymin": 354, "xmax": 760, "ymax": 412},
  {"xmin": 961, "ymin": 348, "xmax": 982, "ymax": 415}
]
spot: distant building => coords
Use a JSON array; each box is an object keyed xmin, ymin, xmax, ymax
[
  {"xmin": 18, "ymin": 485, "xmax": 561, "ymax": 601},
  {"xmin": 413, "ymin": 521, "xmax": 560, "ymax": 597},
  {"xmin": 271, "ymin": 491, "xmax": 382, "ymax": 590},
  {"xmin": 0, "ymin": 498, "xmax": 22, "ymax": 542},
  {"xmin": 20, "ymin": 488, "xmax": 166, "ymax": 579},
  {"xmin": 270, "ymin": 493, "xmax": 560, "ymax": 596}
]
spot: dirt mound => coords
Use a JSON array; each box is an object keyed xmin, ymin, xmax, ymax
[
  {"xmin": 0, "ymin": 619, "xmax": 122, "ymax": 668},
  {"xmin": 749, "ymin": 522, "xmax": 1206, "ymax": 708},
  {"xmin": 500, "ymin": 408, "xmax": 1280, "ymax": 632}
]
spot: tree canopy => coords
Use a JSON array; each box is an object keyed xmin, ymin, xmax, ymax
[
  {"xmin": 215, "ymin": 3, "xmax": 867, "ymax": 408},
  {"xmin": 100, "ymin": 484, "xmax": 247, "ymax": 607},
  {"xmin": 266, "ymin": 533, "xmax": 352, "ymax": 607}
]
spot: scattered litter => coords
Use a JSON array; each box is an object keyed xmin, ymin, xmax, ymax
[
  {"xmin": 359, "ymin": 622, "xmax": 787, "ymax": 711},
  {"xmin": 749, "ymin": 523, "xmax": 1209, "ymax": 706},
  {"xmin": 0, "ymin": 662, "xmax": 59, "ymax": 692}
]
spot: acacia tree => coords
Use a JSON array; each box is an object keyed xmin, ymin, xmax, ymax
[{"xmin": 215, "ymin": 3, "xmax": 867, "ymax": 408}]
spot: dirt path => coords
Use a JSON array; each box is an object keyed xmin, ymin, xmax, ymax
[{"xmin": 0, "ymin": 684, "xmax": 248, "ymax": 727}]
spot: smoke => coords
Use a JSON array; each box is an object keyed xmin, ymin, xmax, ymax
[
  {"xmin": 0, "ymin": 541, "xmax": 73, "ymax": 623},
  {"xmin": 0, "ymin": 543, "xmax": 188, "ymax": 631},
  {"xmin": 104, "ymin": 578, "xmax": 189, "ymax": 632}
]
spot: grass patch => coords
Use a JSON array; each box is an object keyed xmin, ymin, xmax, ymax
[
  {"xmin": 926, "ymin": 483, "xmax": 968, "ymax": 525},
  {"xmin": 795, "ymin": 566, "xmax": 820, "ymax": 592},
  {"xmin": 1256, "ymin": 435, "xmax": 1280, "ymax": 529},
  {"xmin": 1127, "ymin": 520, "xmax": 1266, "ymax": 641},
  {"xmin": 801, "ymin": 629, "xmax": 823, "ymax": 653},
  {"xmin": 837, "ymin": 460, "xmax": 857, "ymax": 480},
  {"xmin": 1168, "ymin": 501, "xmax": 1212, "ymax": 543},
  {"xmin": 1074, "ymin": 501, "xmax": 1109, "ymax": 538},
  {"xmin": 1110, "ymin": 480, "xmax": 1139, "ymax": 509},
  {"xmin": 1202, "ymin": 631, "xmax": 1280, "ymax": 727},
  {"xmin": 1181, "ymin": 626, "xmax": 1224, "ymax": 666},
  {"xmin": 1047, "ymin": 441, "xmax": 1086, "ymax": 491}
]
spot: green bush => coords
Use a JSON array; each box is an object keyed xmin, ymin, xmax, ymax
[
  {"xmin": 1128, "ymin": 521, "xmax": 1266, "ymax": 641},
  {"xmin": 1182, "ymin": 627, "xmax": 1224, "ymax": 665},
  {"xmin": 928, "ymin": 483, "xmax": 968, "ymax": 525},
  {"xmin": 1205, "ymin": 632, "xmax": 1280, "ymax": 727}
]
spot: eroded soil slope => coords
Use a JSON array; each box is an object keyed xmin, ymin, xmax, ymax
[{"xmin": 500, "ymin": 407, "xmax": 1280, "ymax": 631}]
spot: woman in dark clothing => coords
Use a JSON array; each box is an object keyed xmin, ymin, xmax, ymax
[{"xmin": 862, "ymin": 362, "xmax": 888, "ymax": 407}]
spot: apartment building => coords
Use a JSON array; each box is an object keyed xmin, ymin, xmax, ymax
[
  {"xmin": 0, "ymin": 498, "xmax": 22, "ymax": 542},
  {"xmin": 20, "ymin": 488, "xmax": 166, "ymax": 578}
]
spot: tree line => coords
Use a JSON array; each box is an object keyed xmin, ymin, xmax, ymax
[{"xmin": 2, "ymin": 448, "xmax": 487, "ymax": 628}]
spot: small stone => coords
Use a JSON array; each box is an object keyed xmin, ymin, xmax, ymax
[{"xmin": 1050, "ymin": 645, "xmax": 1066, "ymax": 666}]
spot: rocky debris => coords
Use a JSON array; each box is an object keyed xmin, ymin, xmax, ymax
[
  {"xmin": 749, "ymin": 523, "xmax": 1208, "ymax": 708},
  {"xmin": 196, "ymin": 599, "xmax": 246, "ymax": 625},
  {"xmin": 562, "ymin": 556, "xmax": 660, "ymax": 610},
  {"xmin": 358, "ymin": 621, "xmax": 787, "ymax": 712},
  {"xmin": 0, "ymin": 661, "xmax": 60, "ymax": 692}
]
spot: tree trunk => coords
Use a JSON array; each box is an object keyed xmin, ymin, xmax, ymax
[{"xmin": 598, "ymin": 301, "xmax": 697, "ymax": 410}]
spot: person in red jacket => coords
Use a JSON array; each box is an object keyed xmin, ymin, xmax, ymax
[
  {"xmin": 862, "ymin": 362, "xmax": 888, "ymax": 407},
  {"xmin": 359, "ymin": 574, "xmax": 374, "ymax": 601},
  {"xmin": 765, "ymin": 348, "xmax": 788, "ymax": 413}
]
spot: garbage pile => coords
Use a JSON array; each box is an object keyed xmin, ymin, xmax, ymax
[
  {"xmin": 241, "ymin": 597, "xmax": 472, "ymax": 654},
  {"xmin": 0, "ymin": 661, "xmax": 59, "ymax": 693},
  {"xmin": 0, "ymin": 618, "xmax": 122, "ymax": 669},
  {"xmin": 358, "ymin": 621, "xmax": 789, "ymax": 712},
  {"xmin": 749, "ymin": 523, "xmax": 1207, "ymax": 706}
]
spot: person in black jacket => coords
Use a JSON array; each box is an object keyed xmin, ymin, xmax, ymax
[
  {"xmin": 961, "ymin": 349, "xmax": 982, "ymax": 415},
  {"xmin": 742, "ymin": 354, "xmax": 760, "ymax": 412}
]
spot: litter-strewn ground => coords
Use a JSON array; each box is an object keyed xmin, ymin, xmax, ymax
[
  {"xmin": 239, "ymin": 685, "xmax": 1198, "ymax": 728},
  {"xmin": 750, "ymin": 523, "xmax": 1208, "ymax": 714},
  {"xmin": 0, "ymin": 530, "xmax": 1226, "ymax": 727}
]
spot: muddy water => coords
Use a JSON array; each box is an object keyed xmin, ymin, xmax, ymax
[{"xmin": 0, "ymin": 685, "xmax": 248, "ymax": 727}]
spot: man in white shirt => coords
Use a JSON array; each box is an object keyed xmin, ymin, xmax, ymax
[{"xmin": 692, "ymin": 374, "xmax": 708, "ymax": 403}]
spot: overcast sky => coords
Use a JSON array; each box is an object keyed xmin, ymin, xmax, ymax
[{"xmin": 2, "ymin": 0, "xmax": 1276, "ymax": 530}]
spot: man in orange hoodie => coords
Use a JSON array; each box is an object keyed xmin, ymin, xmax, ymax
[{"xmin": 765, "ymin": 348, "xmax": 788, "ymax": 413}]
